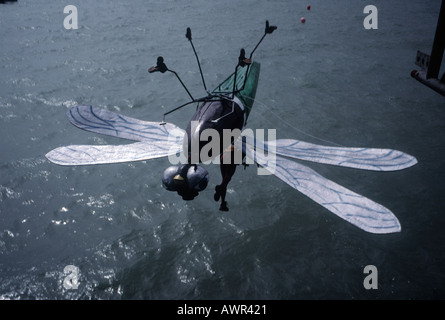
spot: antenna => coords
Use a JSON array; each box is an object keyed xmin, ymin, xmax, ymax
[
  {"xmin": 231, "ymin": 20, "xmax": 277, "ymax": 98},
  {"xmin": 186, "ymin": 27, "xmax": 208, "ymax": 92},
  {"xmin": 148, "ymin": 56, "xmax": 198, "ymax": 124},
  {"xmin": 148, "ymin": 56, "xmax": 195, "ymax": 101},
  {"xmin": 249, "ymin": 20, "xmax": 277, "ymax": 60}
]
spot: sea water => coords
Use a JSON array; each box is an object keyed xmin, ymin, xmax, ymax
[{"xmin": 0, "ymin": 0, "xmax": 444, "ymax": 299}]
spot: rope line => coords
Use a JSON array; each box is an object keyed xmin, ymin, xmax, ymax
[{"xmin": 239, "ymin": 94, "xmax": 345, "ymax": 147}]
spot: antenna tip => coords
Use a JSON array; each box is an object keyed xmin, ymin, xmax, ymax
[
  {"xmin": 186, "ymin": 27, "xmax": 192, "ymax": 40},
  {"xmin": 265, "ymin": 20, "xmax": 277, "ymax": 34}
]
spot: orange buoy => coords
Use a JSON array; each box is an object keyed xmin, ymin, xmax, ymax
[
  {"xmin": 307, "ymin": 5, "xmax": 311, "ymax": 10},
  {"xmin": 301, "ymin": 17, "xmax": 306, "ymax": 23}
]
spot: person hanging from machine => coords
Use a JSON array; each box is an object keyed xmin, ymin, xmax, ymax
[
  {"xmin": 214, "ymin": 145, "xmax": 238, "ymax": 211},
  {"xmin": 214, "ymin": 141, "xmax": 250, "ymax": 211}
]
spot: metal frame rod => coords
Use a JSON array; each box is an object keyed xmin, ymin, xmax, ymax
[
  {"xmin": 167, "ymin": 69, "xmax": 195, "ymax": 101},
  {"xmin": 427, "ymin": 0, "xmax": 445, "ymax": 80},
  {"xmin": 189, "ymin": 39, "xmax": 207, "ymax": 92}
]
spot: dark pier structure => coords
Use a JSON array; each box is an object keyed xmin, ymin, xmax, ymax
[{"xmin": 411, "ymin": 0, "xmax": 445, "ymax": 97}]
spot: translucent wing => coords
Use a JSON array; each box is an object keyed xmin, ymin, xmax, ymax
[
  {"xmin": 238, "ymin": 139, "xmax": 402, "ymax": 234},
  {"xmin": 46, "ymin": 140, "xmax": 183, "ymax": 166},
  {"xmin": 46, "ymin": 106, "xmax": 185, "ymax": 165},
  {"xmin": 274, "ymin": 139, "xmax": 417, "ymax": 171},
  {"xmin": 67, "ymin": 105, "xmax": 184, "ymax": 142},
  {"xmin": 251, "ymin": 138, "xmax": 417, "ymax": 171}
]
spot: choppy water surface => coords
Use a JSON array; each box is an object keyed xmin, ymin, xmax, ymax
[{"xmin": 1, "ymin": 0, "xmax": 444, "ymax": 299}]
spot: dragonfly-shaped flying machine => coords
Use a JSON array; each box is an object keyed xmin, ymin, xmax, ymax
[{"xmin": 46, "ymin": 21, "xmax": 417, "ymax": 234}]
